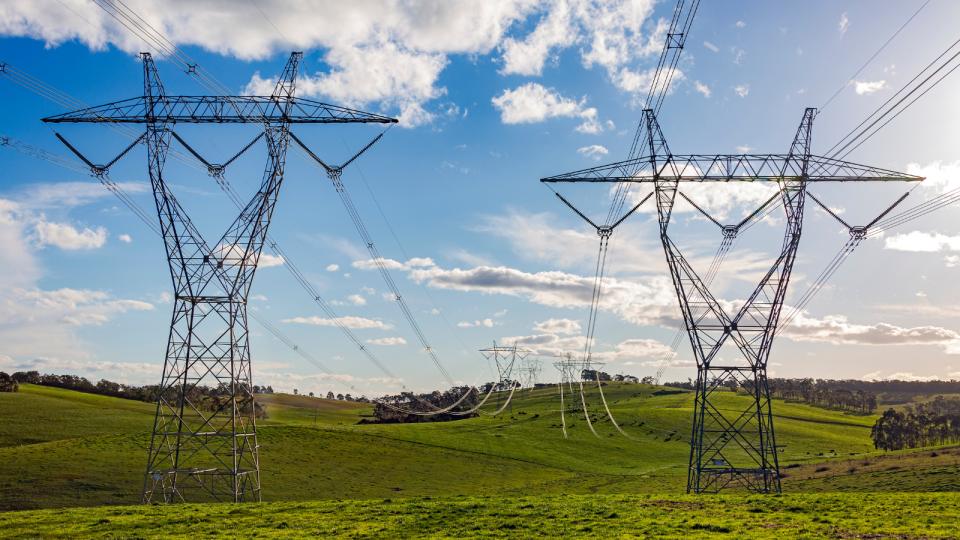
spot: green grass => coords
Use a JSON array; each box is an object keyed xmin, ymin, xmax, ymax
[
  {"xmin": 2, "ymin": 493, "xmax": 959, "ymax": 539},
  {"xmin": 1, "ymin": 381, "xmax": 955, "ymax": 517}
]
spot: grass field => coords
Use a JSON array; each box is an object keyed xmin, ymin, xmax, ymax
[
  {"xmin": 1, "ymin": 493, "xmax": 959, "ymax": 539},
  {"xmin": 2, "ymin": 381, "xmax": 958, "ymax": 537}
]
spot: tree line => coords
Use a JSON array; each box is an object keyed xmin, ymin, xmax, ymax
[
  {"xmin": 871, "ymin": 405, "xmax": 960, "ymax": 451},
  {"xmin": 768, "ymin": 378, "xmax": 878, "ymax": 413},
  {"xmin": 7, "ymin": 371, "xmax": 267, "ymax": 419},
  {"xmin": 368, "ymin": 386, "xmax": 481, "ymax": 424}
]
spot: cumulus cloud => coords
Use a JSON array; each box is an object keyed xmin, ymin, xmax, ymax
[
  {"xmin": 884, "ymin": 231, "xmax": 960, "ymax": 253},
  {"xmin": 501, "ymin": 333, "xmax": 588, "ymax": 350},
  {"xmin": 590, "ymin": 338, "xmax": 675, "ymax": 361},
  {"xmin": 855, "ymin": 80, "xmax": 886, "ymax": 95},
  {"xmin": 492, "ymin": 82, "xmax": 603, "ymax": 133},
  {"xmin": 499, "ymin": 0, "xmax": 577, "ymax": 76},
  {"xmin": 118, "ymin": 234, "xmax": 131, "ymax": 243},
  {"xmin": 35, "ymin": 220, "xmax": 107, "ymax": 250},
  {"xmin": 326, "ymin": 263, "xmax": 339, "ymax": 272},
  {"xmin": 458, "ymin": 319, "xmax": 495, "ymax": 328},
  {"xmin": 4, "ymin": 1, "xmax": 668, "ymax": 128},
  {"xmin": 281, "ymin": 316, "xmax": 394, "ymax": 330},
  {"xmin": 258, "ymin": 253, "xmax": 285, "ymax": 267},
  {"xmin": 781, "ymin": 312, "xmax": 960, "ymax": 353},
  {"xmin": 365, "ymin": 337, "xmax": 407, "ymax": 345},
  {"xmin": 534, "ymin": 318, "xmax": 582, "ymax": 335},
  {"xmin": 577, "ymin": 145, "xmax": 609, "ymax": 160},
  {"xmin": 408, "ymin": 264, "xmax": 681, "ymax": 329},
  {"xmin": 734, "ymin": 84, "xmax": 749, "ymax": 98},
  {"xmin": 2, "ymin": 356, "xmax": 162, "ymax": 383},
  {"xmin": 694, "ymin": 80, "xmax": 711, "ymax": 98},
  {"xmin": 906, "ymin": 161, "xmax": 960, "ymax": 193}
]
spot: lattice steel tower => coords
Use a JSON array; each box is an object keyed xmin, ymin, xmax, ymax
[
  {"xmin": 44, "ymin": 52, "xmax": 395, "ymax": 503},
  {"xmin": 541, "ymin": 108, "xmax": 920, "ymax": 493}
]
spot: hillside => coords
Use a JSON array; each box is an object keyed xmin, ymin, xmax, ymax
[
  {"xmin": 0, "ymin": 382, "xmax": 957, "ymax": 512},
  {"xmin": 2, "ymin": 493, "xmax": 959, "ymax": 539}
]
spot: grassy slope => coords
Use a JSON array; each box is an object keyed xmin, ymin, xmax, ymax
[
  {"xmin": 2, "ymin": 493, "xmax": 959, "ymax": 539},
  {"xmin": 1, "ymin": 382, "xmax": 955, "ymax": 514}
]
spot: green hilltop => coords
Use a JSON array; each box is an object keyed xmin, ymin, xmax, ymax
[{"xmin": 1, "ymin": 381, "xmax": 959, "ymax": 538}]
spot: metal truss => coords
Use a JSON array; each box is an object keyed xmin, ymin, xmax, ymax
[
  {"xmin": 481, "ymin": 343, "xmax": 530, "ymax": 412},
  {"xmin": 43, "ymin": 52, "xmax": 396, "ymax": 504},
  {"xmin": 542, "ymin": 108, "xmax": 920, "ymax": 494},
  {"xmin": 42, "ymin": 95, "xmax": 395, "ymax": 125}
]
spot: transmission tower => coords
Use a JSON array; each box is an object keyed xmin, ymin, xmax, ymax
[
  {"xmin": 480, "ymin": 342, "xmax": 529, "ymax": 411},
  {"xmin": 542, "ymin": 108, "xmax": 920, "ymax": 494},
  {"xmin": 44, "ymin": 52, "xmax": 395, "ymax": 503}
]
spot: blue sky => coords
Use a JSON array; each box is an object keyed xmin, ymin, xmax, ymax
[{"xmin": 3, "ymin": 0, "xmax": 960, "ymax": 397}]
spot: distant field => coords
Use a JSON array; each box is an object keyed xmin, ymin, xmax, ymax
[
  {"xmin": 0, "ymin": 381, "xmax": 957, "ymax": 515},
  {"xmin": 2, "ymin": 493, "xmax": 958, "ymax": 539}
]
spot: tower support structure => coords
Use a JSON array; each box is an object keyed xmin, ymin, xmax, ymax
[
  {"xmin": 540, "ymin": 108, "xmax": 921, "ymax": 494},
  {"xmin": 44, "ymin": 52, "xmax": 396, "ymax": 503}
]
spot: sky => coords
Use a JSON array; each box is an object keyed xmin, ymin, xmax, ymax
[{"xmin": 2, "ymin": 0, "xmax": 960, "ymax": 398}]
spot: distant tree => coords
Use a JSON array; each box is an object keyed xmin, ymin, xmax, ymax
[
  {"xmin": 293, "ymin": 389, "xmax": 299, "ymax": 395},
  {"xmin": 344, "ymin": 394, "xmax": 353, "ymax": 401},
  {"xmin": 326, "ymin": 391, "xmax": 335, "ymax": 399},
  {"xmin": 266, "ymin": 386, "xmax": 274, "ymax": 394},
  {"xmin": 336, "ymin": 393, "xmax": 345, "ymax": 400},
  {"xmin": 309, "ymin": 392, "xmax": 314, "ymax": 397},
  {"xmin": 0, "ymin": 372, "xmax": 19, "ymax": 393},
  {"xmin": 639, "ymin": 376, "xmax": 654, "ymax": 385}
]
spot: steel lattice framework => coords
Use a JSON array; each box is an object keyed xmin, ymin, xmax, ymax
[
  {"xmin": 543, "ymin": 108, "xmax": 921, "ymax": 494},
  {"xmin": 43, "ymin": 52, "xmax": 396, "ymax": 504}
]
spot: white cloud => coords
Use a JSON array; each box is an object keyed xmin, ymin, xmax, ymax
[
  {"xmin": 884, "ymin": 231, "xmax": 960, "ymax": 253},
  {"xmin": 736, "ymin": 21, "xmax": 746, "ymax": 28},
  {"xmin": 734, "ymin": 84, "xmax": 749, "ymax": 98},
  {"xmin": 577, "ymin": 145, "xmax": 609, "ymax": 160},
  {"xmin": 782, "ymin": 312, "xmax": 960, "ymax": 353},
  {"xmin": 609, "ymin": 66, "xmax": 684, "ymax": 100},
  {"xmin": 839, "ymin": 12, "xmax": 850, "ymax": 38},
  {"xmin": 492, "ymin": 82, "xmax": 603, "ymax": 133},
  {"xmin": 735, "ymin": 145, "xmax": 752, "ymax": 154},
  {"xmin": 326, "ymin": 264, "xmax": 339, "ymax": 272},
  {"xmin": 118, "ymin": 234, "xmax": 131, "ymax": 243},
  {"xmin": 408, "ymin": 264, "xmax": 681, "ymax": 329},
  {"xmin": 365, "ymin": 337, "xmax": 407, "ymax": 345},
  {"xmin": 35, "ymin": 220, "xmax": 107, "ymax": 250},
  {"xmin": 352, "ymin": 258, "xmax": 406, "ymax": 270},
  {"xmin": 863, "ymin": 372, "xmax": 940, "ymax": 382},
  {"xmin": 5, "ymin": 1, "xmax": 668, "ymax": 127},
  {"xmin": 500, "ymin": 0, "xmax": 577, "ymax": 76},
  {"xmin": 694, "ymin": 80, "xmax": 711, "ymax": 98},
  {"xmin": 703, "ymin": 41, "xmax": 718, "ymax": 52},
  {"xmin": 2, "ymin": 356, "xmax": 162, "ymax": 383},
  {"xmin": 591, "ymin": 338, "xmax": 674, "ymax": 361},
  {"xmin": 281, "ymin": 316, "xmax": 394, "ymax": 330},
  {"xmin": 258, "ymin": 253, "xmax": 285, "ymax": 267},
  {"xmin": 347, "ymin": 294, "xmax": 367, "ymax": 306},
  {"xmin": 458, "ymin": 318, "xmax": 495, "ymax": 328},
  {"xmin": 906, "ymin": 161, "xmax": 960, "ymax": 193},
  {"xmin": 250, "ymin": 294, "xmax": 268, "ymax": 301},
  {"xmin": 855, "ymin": 80, "xmax": 886, "ymax": 95},
  {"xmin": 946, "ymin": 255, "xmax": 960, "ymax": 268},
  {"xmin": 534, "ymin": 318, "xmax": 582, "ymax": 335},
  {"xmin": 501, "ymin": 333, "xmax": 588, "ymax": 350}
]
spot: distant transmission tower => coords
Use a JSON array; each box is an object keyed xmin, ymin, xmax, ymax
[
  {"xmin": 541, "ymin": 108, "xmax": 920, "ymax": 494},
  {"xmin": 44, "ymin": 52, "xmax": 395, "ymax": 503},
  {"xmin": 480, "ymin": 342, "xmax": 529, "ymax": 412}
]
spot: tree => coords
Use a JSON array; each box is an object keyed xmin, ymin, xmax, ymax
[
  {"xmin": 336, "ymin": 393, "xmax": 345, "ymax": 400},
  {"xmin": 327, "ymin": 391, "xmax": 335, "ymax": 399},
  {"xmin": 344, "ymin": 394, "xmax": 353, "ymax": 401},
  {"xmin": 0, "ymin": 372, "xmax": 18, "ymax": 393},
  {"xmin": 309, "ymin": 392, "xmax": 314, "ymax": 397},
  {"xmin": 640, "ymin": 376, "xmax": 654, "ymax": 385},
  {"xmin": 266, "ymin": 386, "xmax": 274, "ymax": 394},
  {"xmin": 293, "ymin": 389, "xmax": 299, "ymax": 395}
]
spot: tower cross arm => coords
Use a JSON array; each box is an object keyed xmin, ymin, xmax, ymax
[
  {"xmin": 541, "ymin": 154, "xmax": 924, "ymax": 183},
  {"xmin": 42, "ymin": 96, "xmax": 398, "ymax": 124}
]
